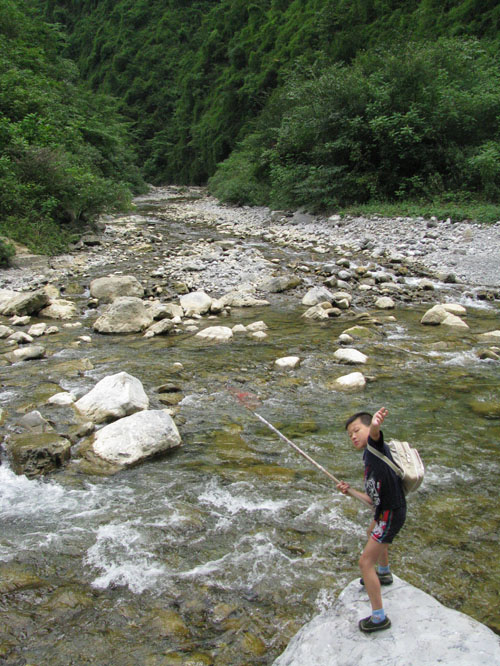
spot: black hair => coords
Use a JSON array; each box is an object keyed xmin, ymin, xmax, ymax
[{"xmin": 345, "ymin": 412, "xmax": 372, "ymax": 430}]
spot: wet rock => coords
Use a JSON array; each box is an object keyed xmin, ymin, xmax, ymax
[
  {"xmin": 180, "ymin": 290, "xmax": 213, "ymax": 316},
  {"xmin": 260, "ymin": 275, "xmax": 302, "ymax": 293},
  {"xmin": 92, "ymin": 409, "xmax": 181, "ymax": 467},
  {"xmin": 341, "ymin": 326, "xmax": 377, "ymax": 340},
  {"xmin": 17, "ymin": 410, "xmax": 53, "ymax": 432},
  {"xmin": 478, "ymin": 330, "xmax": 500, "ymax": 343},
  {"xmin": 375, "ymin": 296, "xmax": 395, "ymax": 309},
  {"xmin": 7, "ymin": 432, "xmax": 71, "ymax": 477},
  {"xmin": 302, "ymin": 286, "xmax": 335, "ymax": 306},
  {"xmin": 93, "ymin": 296, "xmax": 154, "ymax": 333},
  {"xmin": 90, "ymin": 275, "xmax": 144, "ymax": 303},
  {"xmin": 420, "ymin": 304, "xmax": 450, "ymax": 325},
  {"xmin": 333, "ymin": 348, "xmax": 368, "ymax": 364},
  {"xmin": 302, "ymin": 303, "xmax": 340, "ymax": 320},
  {"xmin": 275, "ymin": 356, "xmax": 301, "ymax": 370},
  {"xmin": 246, "ymin": 320, "xmax": 268, "ymax": 333},
  {"xmin": 39, "ymin": 298, "xmax": 78, "ymax": 320},
  {"xmin": 47, "ymin": 392, "xmax": 76, "ymax": 406},
  {"xmin": 0, "ymin": 289, "xmax": 49, "ymax": 316},
  {"xmin": 75, "ymin": 371, "xmax": 149, "ymax": 424},
  {"xmin": 8, "ymin": 331, "xmax": 33, "ymax": 344},
  {"xmin": 274, "ymin": 576, "xmax": 500, "ymax": 666},
  {"xmin": 441, "ymin": 313, "xmax": 469, "ymax": 329},
  {"xmin": 469, "ymin": 400, "xmax": 500, "ymax": 419},
  {"xmin": 220, "ymin": 290, "xmax": 270, "ymax": 307},
  {"xmin": 331, "ymin": 372, "xmax": 366, "ymax": 390},
  {"xmin": 143, "ymin": 319, "xmax": 176, "ymax": 338},
  {"xmin": 0, "ymin": 324, "xmax": 14, "ymax": 338},
  {"xmin": 27, "ymin": 323, "xmax": 47, "ymax": 337},
  {"xmin": 145, "ymin": 608, "xmax": 190, "ymax": 639},
  {"xmin": 195, "ymin": 326, "xmax": 233, "ymax": 342},
  {"xmin": 4, "ymin": 344, "xmax": 46, "ymax": 363},
  {"xmin": 0, "ymin": 562, "xmax": 45, "ymax": 594}
]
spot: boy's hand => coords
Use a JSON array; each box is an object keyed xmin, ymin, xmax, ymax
[
  {"xmin": 369, "ymin": 406, "xmax": 388, "ymax": 441},
  {"xmin": 337, "ymin": 480, "xmax": 350, "ymax": 495}
]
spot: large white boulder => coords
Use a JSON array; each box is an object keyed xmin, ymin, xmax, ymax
[
  {"xmin": 302, "ymin": 286, "xmax": 335, "ymax": 306},
  {"xmin": 93, "ymin": 297, "xmax": 153, "ymax": 333},
  {"xmin": 333, "ymin": 372, "xmax": 366, "ymax": 390},
  {"xmin": 274, "ymin": 576, "xmax": 500, "ymax": 666},
  {"xmin": 75, "ymin": 372, "xmax": 149, "ymax": 424},
  {"xmin": 39, "ymin": 298, "xmax": 78, "ymax": 320},
  {"xmin": 195, "ymin": 326, "xmax": 233, "ymax": 342},
  {"xmin": 0, "ymin": 289, "xmax": 49, "ymax": 316},
  {"xmin": 478, "ymin": 330, "xmax": 500, "ymax": 343},
  {"xmin": 90, "ymin": 275, "xmax": 144, "ymax": 303},
  {"xmin": 92, "ymin": 409, "xmax": 181, "ymax": 466},
  {"xmin": 180, "ymin": 290, "xmax": 213, "ymax": 316},
  {"xmin": 333, "ymin": 348, "xmax": 368, "ymax": 364}
]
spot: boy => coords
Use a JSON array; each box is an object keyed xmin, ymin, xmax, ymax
[{"xmin": 337, "ymin": 407, "xmax": 406, "ymax": 633}]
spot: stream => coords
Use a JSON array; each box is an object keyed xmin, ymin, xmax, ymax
[{"xmin": 0, "ymin": 188, "xmax": 499, "ymax": 665}]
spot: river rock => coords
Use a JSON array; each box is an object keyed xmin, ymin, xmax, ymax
[
  {"xmin": 220, "ymin": 290, "xmax": 270, "ymax": 307},
  {"xmin": 75, "ymin": 371, "xmax": 149, "ymax": 424},
  {"xmin": 7, "ymin": 432, "xmax": 71, "ymax": 478},
  {"xmin": 0, "ymin": 324, "xmax": 14, "ymax": 338},
  {"xmin": 331, "ymin": 291, "xmax": 353, "ymax": 309},
  {"xmin": 333, "ymin": 348, "xmax": 368, "ymax": 364},
  {"xmin": 441, "ymin": 313, "xmax": 469, "ymax": 329},
  {"xmin": 195, "ymin": 326, "xmax": 233, "ymax": 342},
  {"xmin": 143, "ymin": 319, "xmax": 176, "ymax": 338},
  {"xmin": 92, "ymin": 409, "xmax": 181, "ymax": 467},
  {"xmin": 39, "ymin": 299, "xmax": 78, "ymax": 320},
  {"xmin": 420, "ymin": 304, "xmax": 450, "ymax": 325},
  {"xmin": 478, "ymin": 330, "xmax": 500, "ymax": 343},
  {"xmin": 4, "ymin": 344, "xmax": 46, "ymax": 363},
  {"xmin": 0, "ymin": 289, "xmax": 49, "ymax": 316},
  {"xmin": 47, "ymin": 392, "xmax": 76, "ymax": 406},
  {"xmin": 28, "ymin": 323, "xmax": 47, "ymax": 337},
  {"xmin": 90, "ymin": 275, "xmax": 144, "ymax": 303},
  {"xmin": 180, "ymin": 290, "xmax": 213, "ymax": 316},
  {"xmin": 246, "ymin": 321, "xmax": 268, "ymax": 332},
  {"xmin": 273, "ymin": 576, "xmax": 500, "ymax": 666},
  {"xmin": 260, "ymin": 275, "xmax": 302, "ymax": 293},
  {"xmin": 375, "ymin": 296, "xmax": 395, "ymax": 309},
  {"xmin": 302, "ymin": 287, "xmax": 335, "ymax": 306},
  {"xmin": 93, "ymin": 297, "xmax": 154, "ymax": 333},
  {"xmin": 302, "ymin": 303, "xmax": 340, "ymax": 320},
  {"xmin": 332, "ymin": 372, "xmax": 366, "ymax": 390},
  {"xmin": 275, "ymin": 356, "xmax": 300, "ymax": 369},
  {"xmin": 8, "ymin": 331, "xmax": 33, "ymax": 344}
]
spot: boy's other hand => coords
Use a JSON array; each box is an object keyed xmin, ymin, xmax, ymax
[
  {"xmin": 372, "ymin": 407, "xmax": 388, "ymax": 428},
  {"xmin": 337, "ymin": 480, "xmax": 350, "ymax": 495}
]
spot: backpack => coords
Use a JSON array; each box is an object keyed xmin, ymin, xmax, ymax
[{"xmin": 366, "ymin": 439, "xmax": 424, "ymax": 495}]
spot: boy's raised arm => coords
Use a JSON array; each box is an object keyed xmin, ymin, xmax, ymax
[{"xmin": 369, "ymin": 407, "xmax": 388, "ymax": 442}]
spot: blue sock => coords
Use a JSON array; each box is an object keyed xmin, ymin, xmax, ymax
[
  {"xmin": 371, "ymin": 608, "xmax": 386, "ymax": 624},
  {"xmin": 377, "ymin": 565, "xmax": 390, "ymax": 574}
]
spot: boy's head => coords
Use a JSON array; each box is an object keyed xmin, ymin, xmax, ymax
[{"xmin": 345, "ymin": 412, "xmax": 372, "ymax": 450}]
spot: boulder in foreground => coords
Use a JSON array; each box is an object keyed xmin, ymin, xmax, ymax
[
  {"xmin": 274, "ymin": 576, "xmax": 500, "ymax": 665},
  {"xmin": 92, "ymin": 409, "xmax": 181, "ymax": 467}
]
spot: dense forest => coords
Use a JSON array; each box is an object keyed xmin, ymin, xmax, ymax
[{"xmin": 2, "ymin": 0, "xmax": 500, "ymax": 258}]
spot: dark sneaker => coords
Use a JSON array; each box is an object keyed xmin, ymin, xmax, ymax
[
  {"xmin": 359, "ymin": 615, "xmax": 392, "ymax": 633},
  {"xmin": 360, "ymin": 571, "xmax": 393, "ymax": 586}
]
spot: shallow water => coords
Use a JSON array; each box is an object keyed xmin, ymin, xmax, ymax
[{"xmin": 1, "ymin": 196, "xmax": 499, "ymax": 665}]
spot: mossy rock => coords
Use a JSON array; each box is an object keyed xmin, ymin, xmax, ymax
[
  {"xmin": 469, "ymin": 400, "xmax": 500, "ymax": 419},
  {"xmin": 7, "ymin": 432, "xmax": 71, "ymax": 477},
  {"xmin": 0, "ymin": 562, "xmax": 45, "ymax": 594}
]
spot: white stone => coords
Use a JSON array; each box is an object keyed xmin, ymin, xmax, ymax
[
  {"xmin": 93, "ymin": 297, "xmax": 154, "ymax": 334},
  {"xmin": 246, "ymin": 320, "xmax": 268, "ymax": 332},
  {"xmin": 421, "ymin": 304, "xmax": 449, "ymax": 325},
  {"xmin": 251, "ymin": 330, "xmax": 268, "ymax": 340},
  {"xmin": 441, "ymin": 313, "xmax": 469, "ymax": 329},
  {"xmin": 301, "ymin": 286, "xmax": 335, "ymax": 306},
  {"xmin": 47, "ymin": 391, "xmax": 76, "ymax": 406},
  {"xmin": 92, "ymin": 409, "xmax": 181, "ymax": 466},
  {"xmin": 90, "ymin": 275, "xmax": 144, "ymax": 303},
  {"xmin": 195, "ymin": 326, "xmax": 233, "ymax": 342},
  {"xmin": 180, "ymin": 290, "xmax": 213, "ymax": 316},
  {"xmin": 333, "ymin": 372, "xmax": 366, "ymax": 390},
  {"xmin": 478, "ymin": 330, "xmax": 500, "ymax": 343},
  {"xmin": 39, "ymin": 299, "xmax": 78, "ymax": 320},
  {"xmin": 333, "ymin": 348, "xmax": 368, "ymax": 364},
  {"xmin": 275, "ymin": 356, "xmax": 300, "ymax": 369},
  {"xmin": 28, "ymin": 323, "xmax": 47, "ymax": 337},
  {"xmin": 442, "ymin": 303, "xmax": 467, "ymax": 316},
  {"xmin": 273, "ymin": 576, "xmax": 500, "ymax": 666},
  {"xmin": 4, "ymin": 344, "xmax": 46, "ymax": 363},
  {"xmin": 338, "ymin": 333, "xmax": 354, "ymax": 344},
  {"xmin": 0, "ymin": 325, "xmax": 14, "ymax": 338},
  {"xmin": 232, "ymin": 324, "xmax": 247, "ymax": 333},
  {"xmin": 75, "ymin": 371, "xmax": 149, "ymax": 424},
  {"xmin": 375, "ymin": 296, "xmax": 395, "ymax": 310}
]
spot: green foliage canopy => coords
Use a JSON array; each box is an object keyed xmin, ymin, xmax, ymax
[{"xmin": 0, "ymin": 0, "xmax": 144, "ymax": 254}]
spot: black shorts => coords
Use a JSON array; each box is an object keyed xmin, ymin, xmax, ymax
[{"xmin": 371, "ymin": 506, "xmax": 406, "ymax": 544}]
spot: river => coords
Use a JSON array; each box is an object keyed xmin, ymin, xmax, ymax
[{"xmin": 0, "ymin": 189, "xmax": 499, "ymax": 665}]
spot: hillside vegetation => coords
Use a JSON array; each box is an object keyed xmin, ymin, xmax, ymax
[
  {"xmin": 0, "ymin": 0, "xmax": 144, "ymax": 258},
  {"xmin": 2, "ymin": 1, "xmax": 500, "ymax": 261}
]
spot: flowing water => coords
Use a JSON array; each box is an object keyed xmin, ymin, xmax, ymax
[{"xmin": 1, "ymin": 194, "xmax": 499, "ymax": 665}]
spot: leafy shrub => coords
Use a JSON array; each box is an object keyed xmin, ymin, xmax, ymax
[{"xmin": 0, "ymin": 238, "xmax": 16, "ymax": 266}]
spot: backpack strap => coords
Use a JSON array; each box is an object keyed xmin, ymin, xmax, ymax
[{"xmin": 366, "ymin": 443, "xmax": 403, "ymax": 478}]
